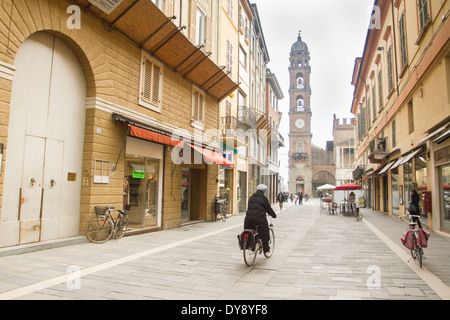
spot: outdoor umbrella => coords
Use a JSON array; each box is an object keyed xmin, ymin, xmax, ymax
[
  {"xmin": 334, "ymin": 183, "xmax": 362, "ymax": 191},
  {"xmin": 317, "ymin": 184, "xmax": 336, "ymax": 190}
]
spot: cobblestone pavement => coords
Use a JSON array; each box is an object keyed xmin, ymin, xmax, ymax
[{"xmin": 0, "ymin": 199, "xmax": 449, "ymax": 301}]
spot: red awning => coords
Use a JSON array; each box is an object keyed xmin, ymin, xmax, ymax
[
  {"xmin": 189, "ymin": 144, "xmax": 234, "ymax": 168},
  {"xmin": 129, "ymin": 126, "xmax": 183, "ymax": 147},
  {"xmin": 334, "ymin": 183, "xmax": 362, "ymax": 191}
]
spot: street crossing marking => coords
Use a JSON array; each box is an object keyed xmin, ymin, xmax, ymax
[{"xmin": 0, "ymin": 223, "xmax": 242, "ymax": 300}]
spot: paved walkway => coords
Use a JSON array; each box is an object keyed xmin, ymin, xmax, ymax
[{"xmin": 0, "ymin": 199, "xmax": 449, "ymax": 300}]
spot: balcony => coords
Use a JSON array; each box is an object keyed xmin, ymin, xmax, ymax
[
  {"xmin": 221, "ymin": 116, "xmax": 247, "ymax": 143},
  {"xmin": 272, "ymin": 130, "xmax": 285, "ymax": 147},
  {"xmin": 292, "ymin": 152, "xmax": 308, "ymax": 160},
  {"xmin": 238, "ymin": 106, "xmax": 257, "ymax": 129},
  {"xmin": 368, "ymin": 137, "xmax": 388, "ymax": 163},
  {"xmin": 353, "ymin": 166, "xmax": 365, "ymax": 180}
]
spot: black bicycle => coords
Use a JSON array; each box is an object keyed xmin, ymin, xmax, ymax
[
  {"xmin": 238, "ymin": 216, "xmax": 275, "ymax": 267},
  {"xmin": 214, "ymin": 197, "xmax": 228, "ymax": 222},
  {"xmin": 86, "ymin": 206, "xmax": 129, "ymax": 243},
  {"xmin": 399, "ymin": 214, "xmax": 429, "ymax": 268}
]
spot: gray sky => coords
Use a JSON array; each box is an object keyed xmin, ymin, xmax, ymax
[{"xmin": 252, "ymin": 0, "xmax": 374, "ymax": 185}]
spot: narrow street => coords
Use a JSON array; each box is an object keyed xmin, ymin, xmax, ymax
[{"xmin": 0, "ymin": 199, "xmax": 449, "ymax": 301}]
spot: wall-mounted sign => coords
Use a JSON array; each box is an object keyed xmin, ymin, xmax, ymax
[
  {"xmin": 94, "ymin": 159, "xmax": 110, "ymax": 184},
  {"xmin": 132, "ymin": 170, "xmax": 145, "ymax": 179},
  {"xmin": 88, "ymin": 0, "xmax": 124, "ymax": 15}
]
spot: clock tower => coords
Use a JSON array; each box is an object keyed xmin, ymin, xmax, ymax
[{"xmin": 289, "ymin": 31, "xmax": 313, "ymax": 195}]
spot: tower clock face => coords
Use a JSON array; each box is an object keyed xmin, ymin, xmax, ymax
[{"xmin": 295, "ymin": 119, "xmax": 305, "ymax": 129}]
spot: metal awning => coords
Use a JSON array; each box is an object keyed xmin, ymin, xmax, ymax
[
  {"xmin": 390, "ymin": 158, "xmax": 404, "ymax": 170},
  {"xmin": 418, "ymin": 123, "xmax": 450, "ymax": 145},
  {"xmin": 379, "ymin": 162, "xmax": 394, "ymax": 175},
  {"xmin": 73, "ymin": 0, "xmax": 239, "ymax": 101},
  {"xmin": 399, "ymin": 148, "xmax": 423, "ymax": 167}
]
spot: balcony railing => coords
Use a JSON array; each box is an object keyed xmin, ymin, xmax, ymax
[
  {"xmin": 292, "ymin": 152, "xmax": 308, "ymax": 160},
  {"xmin": 272, "ymin": 130, "xmax": 285, "ymax": 147},
  {"xmin": 221, "ymin": 116, "xmax": 247, "ymax": 142},
  {"xmin": 368, "ymin": 137, "xmax": 388, "ymax": 163},
  {"xmin": 238, "ymin": 106, "xmax": 257, "ymax": 129}
]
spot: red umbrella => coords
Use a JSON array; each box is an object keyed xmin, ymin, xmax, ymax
[{"xmin": 334, "ymin": 183, "xmax": 362, "ymax": 191}]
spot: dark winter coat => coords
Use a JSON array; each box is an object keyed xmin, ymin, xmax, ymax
[{"xmin": 246, "ymin": 190, "xmax": 277, "ymax": 219}]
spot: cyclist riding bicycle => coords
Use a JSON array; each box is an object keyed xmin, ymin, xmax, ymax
[{"xmin": 244, "ymin": 184, "xmax": 277, "ymax": 254}]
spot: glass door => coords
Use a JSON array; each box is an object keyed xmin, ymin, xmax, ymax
[
  {"xmin": 181, "ymin": 167, "xmax": 190, "ymax": 223},
  {"xmin": 124, "ymin": 155, "xmax": 160, "ymax": 230}
]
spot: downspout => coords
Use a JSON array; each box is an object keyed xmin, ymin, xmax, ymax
[{"xmin": 391, "ymin": 0, "xmax": 400, "ymax": 97}]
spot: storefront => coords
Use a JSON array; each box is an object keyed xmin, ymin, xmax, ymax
[
  {"xmin": 432, "ymin": 129, "xmax": 450, "ymax": 233},
  {"xmin": 124, "ymin": 137, "xmax": 163, "ymax": 230}
]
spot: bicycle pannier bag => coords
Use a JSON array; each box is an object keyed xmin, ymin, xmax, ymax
[
  {"xmin": 401, "ymin": 229, "xmax": 414, "ymax": 250},
  {"xmin": 237, "ymin": 230, "xmax": 256, "ymax": 250},
  {"xmin": 419, "ymin": 229, "xmax": 430, "ymax": 248}
]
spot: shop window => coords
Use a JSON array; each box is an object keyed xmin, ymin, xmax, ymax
[
  {"xmin": 124, "ymin": 156, "xmax": 161, "ymax": 230},
  {"xmin": 440, "ymin": 164, "xmax": 450, "ymax": 231},
  {"xmin": 139, "ymin": 53, "xmax": 163, "ymax": 112},
  {"xmin": 415, "ymin": 151, "xmax": 429, "ymax": 226}
]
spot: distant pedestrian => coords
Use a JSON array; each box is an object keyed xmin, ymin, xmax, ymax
[
  {"xmin": 294, "ymin": 193, "xmax": 298, "ymax": 205},
  {"xmin": 290, "ymin": 194, "xmax": 294, "ymax": 203},
  {"xmin": 298, "ymin": 192, "xmax": 303, "ymax": 205},
  {"xmin": 277, "ymin": 191, "xmax": 285, "ymax": 210},
  {"xmin": 409, "ymin": 189, "xmax": 422, "ymax": 229}
]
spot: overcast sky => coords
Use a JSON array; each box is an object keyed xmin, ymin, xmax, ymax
[{"xmin": 251, "ymin": 0, "xmax": 375, "ymax": 185}]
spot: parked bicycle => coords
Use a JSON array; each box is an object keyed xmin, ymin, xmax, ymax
[
  {"xmin": 399, "ymin": 214, "xmax": 430, "ymax": 268},
  {"xmin": 238, "ymin": 216, "xmax": 275, "ymax": 267},
  {"xmin": 351, "ymin": 203, "xmax": 363, "ymax": 221},
  {"xmin": 214, "ymin": 197, "xmax": 228, "ymax": 222},
  {"xmin": 86, "ymin": 206, "xmax": 129, "ymax": 244}
]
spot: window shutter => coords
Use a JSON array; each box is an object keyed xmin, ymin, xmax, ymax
[
  {"xmin": 141, "ymin": 57, "xmax": 161, "ymax": 106},
  {"xmin": 152, "ymin": 64, "xmax": 161, "ymax": 105},
  {"xmin": 142, "ymin": 58, "xmax": 153, "ymax": 104}
]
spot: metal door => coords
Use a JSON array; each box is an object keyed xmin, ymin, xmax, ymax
[{"xmin": 3, "ymin": 32, "xmax": 86, "ymax": 245}]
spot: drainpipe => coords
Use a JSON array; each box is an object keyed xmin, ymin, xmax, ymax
[{"xmin": 391, "ymin": 0, "xmax": 400, "ymax": 97}]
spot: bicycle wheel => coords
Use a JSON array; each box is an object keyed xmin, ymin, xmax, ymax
[
  {"xmin": 86, "ymin": 216, "xmax": 114, "ymax": 243},
  {"xmin": 115, "ymin": 215, "xmax": 128, "ymax": 239},
  {"xmin": 243, "ymin": 239, "xmax": 258, "ymax": 267},
  {"xmin": 220, "ymin": 204, "xmax": 227, "ymax": 222},
  {"xmin": 415, "ymin": 242, "xmax": 423, "ymax": 268},
  {"xmin": 264, "ymin": 228, "xmax": 275, "ymax": 258}
]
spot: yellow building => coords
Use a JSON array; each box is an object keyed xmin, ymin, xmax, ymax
[
  {"xmin": 0, "ymin": 0, "xmax": 236, "ymax": 248},
  {"xmin": 351, "ymin": 0, "xmax": 450, "ymax": 234}
]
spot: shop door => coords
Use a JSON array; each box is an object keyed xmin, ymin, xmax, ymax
[{"xmin": 4, "ymin": 32, "xmax": 86, "ymax": 244}]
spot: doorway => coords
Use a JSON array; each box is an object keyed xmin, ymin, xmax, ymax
[{"xmin": 3, "ymin": 32, "xmax": 87, "ymax": 245}]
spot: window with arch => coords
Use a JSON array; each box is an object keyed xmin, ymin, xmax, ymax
[
  {"xmin": 296, "ymin": 73, "xmax": 304, "ymax": 89},
  {"xmin": 296, "ymin": 95, "xmax": 305, "ymax": 112}
]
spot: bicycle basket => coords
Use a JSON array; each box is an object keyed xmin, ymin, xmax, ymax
[{"xmin": 95, "ymin": 206, "xmax": 108, "ymax": 215}]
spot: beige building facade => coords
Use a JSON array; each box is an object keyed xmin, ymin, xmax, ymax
[
  {"xmin": 351, "ymin": 0, "xmax": 450, "ymax": 233},
  {"xmin": 0, "ymin": 0, "xmax": 237, "ymax": 248}
]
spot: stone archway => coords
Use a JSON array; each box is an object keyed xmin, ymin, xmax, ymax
[
  {"xmin": 2, "ymin": 31, "xmax": 90, "ymax": 245},
  {"xmin": 312, "ymin": 171, "xmax": 336, "ymax": 197}
]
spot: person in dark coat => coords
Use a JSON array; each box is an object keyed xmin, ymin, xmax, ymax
[
  {"xmin": 244, "ymin": 185, "xmax": 277, "ymax": 253},
  {"xmin": 409, "ymin": 189, "xmax": 422, "ymax": 229},
  {"xmin": 277, "ymin": 191, "xmax": 285, "ymax": 210}
]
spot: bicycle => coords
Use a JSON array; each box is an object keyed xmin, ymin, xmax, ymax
[
  {"xmin": 399, "ymin": 215, "xmax": 429, "ymax": 268},
  {"xmin": 351, "ymin": 203, "xmax": 363, "ymax": 221},
  {"xmin": 238, "ymin": 216, "xmax": 275, "ymax": 267},
  {"xmin": 86, "ymin": 206, "xmax": 129, "ymax": 244},
  {"xmin": 214, "ymin": 197, "xmax": 227, "ymax": 222}
]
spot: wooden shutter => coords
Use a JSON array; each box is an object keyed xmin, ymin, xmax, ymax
[{"xmin": 142, "ymin": 57, "xmax": 161, "ymax": 106}]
